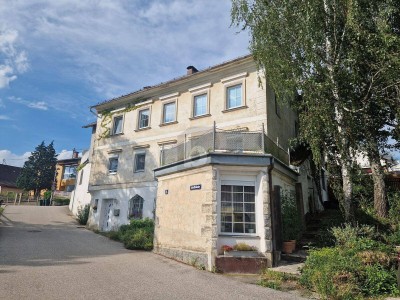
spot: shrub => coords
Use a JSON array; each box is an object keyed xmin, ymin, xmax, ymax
[
  {"xmin": 360, "ymin": 264, "xmax": 399, "ymax": 297},
  {"xmin": 233, "ymin": 243, "xmax": 256, "ymax": 251},
  {"xmin": 281, "ymin": 189, "xmax": 302, "ymax": 240},
  {"xmin": 114, "ymin": 218, "xmax": 154, "ymax": 251},
  {"xmin": 77, "ymin": 204, "xmax": 90, "ymax": 225},
  {"xmin": 123, "ymin": 228, "xmax": 153, "ymax": 250},
  {"xmin": 52, "ymin": 198, "xmax": 70, "ymax": 206},
  {"xmin": 388, "ymin": 190, "xmax": 400, "ymax": 225}
]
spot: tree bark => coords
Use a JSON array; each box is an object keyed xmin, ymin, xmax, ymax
[
  {"xmin": 341, "ymin": 160, "xmax": 354, "ymax": 221},
  {"xmin": 369, "ymin": 154, "xmax": 387, "ymax": 218}
]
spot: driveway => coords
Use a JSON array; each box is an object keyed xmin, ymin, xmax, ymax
[{"xmin": 0, "ymin": 205, "xmax": 305, "ymax": 300}]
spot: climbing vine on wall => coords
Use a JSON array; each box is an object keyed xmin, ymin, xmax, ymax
[{"xmin": 97, "ymin": 98, "xmax": 147, "ymax": 140}]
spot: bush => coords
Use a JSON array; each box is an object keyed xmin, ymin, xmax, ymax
[
  {"xmin": 281, "ymin": 189, "xmax": 302, "ymax": 240},
  {"xmin": 300, "ymin": 224, "xmax": 400, "ymax": 299},
  {"xmin": 388, "ymin": 190, "xmax": 400, "ymax": 225},
  {"xmin": 52, "ymin": 198, "xmax": 70, "ymax": 206},
  {"xmin": 105, "ymin": 218, "xmax": 154, "ymax": 251},
  {"xmin": 77, "ymin": 204, "xmax": 90, "ymax": 225}
]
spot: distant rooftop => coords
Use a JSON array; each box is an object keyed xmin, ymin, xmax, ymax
[{"xmin": 0, "ymin": 164, "xmax": 22, "ymax": 188}]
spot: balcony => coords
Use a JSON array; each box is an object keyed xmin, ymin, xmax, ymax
[{"xmin": 160, "ymin": 125, "xmax": 289, "ymax": 166}]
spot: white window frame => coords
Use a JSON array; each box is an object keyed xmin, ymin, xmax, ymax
[
  {"xmin": 137, "ymin": 107, "xmax": 151, "ymax": 130},
  {"xmin": 128, "ymin": 195, "xmax": 144, "ymax": 219},
  {"xmin": 112, "ymin": 115, "xmax": 124, "ymax": 135},
  {"xmin": 162, "ymin": 101, "xmax": 177, "ymax": 124},
  {"xmin": 108, "ymin": 155, "xmax": 119, "ymax": 174},
  {"xmin": 221, "ymin": 72, "xmax": 247, "ymax": 111},
  {"xmin": 226, "ymin": 84, "xmax": 243, "ymax": 109},
  {"xmin": 134, "ymin": 151, "xmax": 146, "ymax": 173}
]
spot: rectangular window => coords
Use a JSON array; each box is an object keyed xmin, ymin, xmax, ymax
[
  {"xmin": 226, "ymin": 84, "xmax": 242, "ymax": 109},
  {"xmin": 63, "ymin": 165, "xmax": 77, "ymax": 179},
  {"xmin": 108, "ymin": 157, "xmax": 118, "ymax": 174},
  {"xmin": 220, "ymin": 185, "xmax": 256, "ymax": 234},
  {"xmin": 112, "ymin": 116, "xmax": 123, "ymax": 135},
  {"xmin": 79, "ymin": 169, "xmax": 84, "ymax": 185},
  {"xmin": 163, "ymin": 102, "xmax": 176, "ymax": 123},
  {"xmin": 134, "ymin": 153, "xmax": 146, "ymax": 172},
  {"xmin": 193, "ymin": 94, "xmax": 207, "ymax": 117},
  {"xmin": 138, "ymin": 109, "xmax": 150, "ymax": 129}
]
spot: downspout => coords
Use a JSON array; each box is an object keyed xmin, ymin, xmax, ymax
[{"xmin": 267, "ymin": 157, "xmax": 276, "ymax": 266}]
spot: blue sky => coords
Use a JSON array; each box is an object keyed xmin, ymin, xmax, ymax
[{"xmin": 0, "ymin": 0, "xmax": 250, "ymax": 166}]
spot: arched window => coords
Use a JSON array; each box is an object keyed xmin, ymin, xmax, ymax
[{"xmin": 128, "ymin": 195, "xmax": 144, "ymax": 219}]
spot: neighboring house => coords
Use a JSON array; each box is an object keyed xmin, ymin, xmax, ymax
[
  {"xmin": 69, "ymin": 122, "xmax": 97, "ymax": 216},
  {"xmin": 87, "ymin": 55, "xmax": 328, "ymax": 269},
  {"xmin": 0, "ymin": 164, "xmax": 23, "ymax": 195},
  {"xmin": 54, "ymin": 149, "xmax": 80, "ymax": 198}
]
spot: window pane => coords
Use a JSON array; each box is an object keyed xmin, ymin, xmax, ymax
[
  {"xmin": 233, "ymin": 193, "xmax": 243, "ymax": 203},
  {"xmin": 113, "ymin": 116, "xmax": 123, "ymax": 134},
  {"xmin": 227, "ymin": 84, "xmax": 242, "ymax": 109},
  {"xmin": 233, "ymin": 223, "xmax": 244, "ymax": 233},
  {"xmin": 245, "ymin": 223, "xmax": 256, "ymax": 233},
  {"xmin": 221, "ymin": 185, "xmax": 231, "ymax": 192},
  {"xmin": 221, "ymin": 213, "xmax": 232, "ymax": 222},
  {"xmin": 193, "ymin": 94, "xmax": 207, "ymax": 117},
  {"xmin": 244, "ymin": 213, "xmax": 255, "ymax": 222},
  {"xmin": 233, "ymin": 202, "xmax": 243, "ymax": 212},
  {"xmin": 129, "ymin": 196, "xmax": 144, "ymax": 219},
  {"xmin": 244, "ymin": 193, "xmax": 255, "ymax": 203},
  {"xmin": 221, "ymin": 192, "xmax": 231, "ymax": 202},
  {"xmin": 244, "ymin": 203, "xmax": 255, "ymax": 212},
  {"xmin": 221, "ymin": 202, "xmax": 232, "ymax": 213},
  {"xmin": 233, "ymin": 213, "xmax": 243, "ymax": 222},
  {"xmin": 244, "ymin": 186, "xmax": 255, "ymax": 193},
  {"xmin": 233, "ymin": 186, "xmax": 243, "ymax": 193},
  {"xmin": 163, "ymin": 102, "xmax": 176, "ymax": 123},
  {"xmin": 221, "ymin": 222, "xmax": 232, "ymax": 233},
  {"xmin": 138, "ymin": 109, "xmax": 149, "ymax": 128},
  {"xmin": 109, "ymin": 157, "xmax": 118, "ymax": 173},
  {"xmin": 134, "ymin": 153, "xmax": 146, "ymax": 172}
]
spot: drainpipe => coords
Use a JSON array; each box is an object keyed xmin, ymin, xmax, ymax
[{"xmin": 267, "ymin": 157, "xmax": 276, "ymax": 266}]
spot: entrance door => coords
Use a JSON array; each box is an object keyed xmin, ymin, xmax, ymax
[{"xmin": 101, "ymin": 199, "xmax": 115, "ymax": 231}]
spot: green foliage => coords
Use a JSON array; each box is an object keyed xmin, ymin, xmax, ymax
[
  {"xmin": 77, "ymin": 204, "xmax": 90, "ymax": 225},
  {"xmin": 281, "ymin": 189, "xmax": 302, "ymax": 240},
  {"xmin": 300, "ymin": 223, "xmax": 399, "ymax": 299},
  {"xmin": 16, "ymin": 141, "xmax": 57, "ymax": 196},
  {"xmin": 105, "ymin": 218, "xmax": 154, "ymax": 251},
  {"xmin": 258, "ymin": 269, "xmax": 298, "ymax": 291},
  {"xmin": 43, "ymin": 190, "xmax": 52, "ymax": 201},
  {"xmin": 388, "ymin": 190, "xmax": 400, "ymax": 224},
  {"xmin": 232, "ymin": 243, "xmax": 256, "ymax": 251},
  {"xmin": 52, "ymin": 198, "xmax": 70, "ymax": 206}
]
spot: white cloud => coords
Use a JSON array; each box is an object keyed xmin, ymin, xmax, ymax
[
  {"xmin": 27, "ymin": 101, "xmax": 48, "ymax": 110},
  {"xmin": 8, "ymin": 96, "xmax": 48, "ymax": 110},
  {"xmin": 0, "ymin": 149, "xmax": 31, "ymax": 167},
  {"xmin": 0, "ymin": 115, "xmax": 11, "ymax": 120},
  {"xmin": 0, "ymin": 28, "xmax": 29, "ymax": 88}
]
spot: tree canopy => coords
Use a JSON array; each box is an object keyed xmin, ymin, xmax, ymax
[
  {"xmin": 232, "ymin": 0, "xmax": 400, "ymax": 219},
  {"xmin": 16, "ymin": 141, "xmax": 57, "ymax": 197}
]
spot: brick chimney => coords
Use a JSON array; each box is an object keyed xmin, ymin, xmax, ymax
[
  {"xmin": 186, "ymin": 66, "xmax": 198, "ymax": 75},
  {"xmin": 72, "ymin": 148, "xmax": 79, "ymax": 159}
]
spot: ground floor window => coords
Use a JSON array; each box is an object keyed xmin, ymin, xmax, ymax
[
  {"xmin": 221, "ymin": 184, "xmax": 256, "ymax": 234},
  {"xmin": 128, "ymin": 195, "xmax": 144, "ymax": 219}
]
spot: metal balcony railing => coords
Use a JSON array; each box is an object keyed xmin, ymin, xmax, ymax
[{"xmin": 160, "ymin": 123, "xmax": 269, "ymax": 166}]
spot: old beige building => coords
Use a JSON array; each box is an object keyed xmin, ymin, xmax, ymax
[{"xmin": 87, "ymin": 55, "xmax": 325, "ymax": 269}]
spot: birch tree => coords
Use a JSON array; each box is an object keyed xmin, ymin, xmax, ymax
[{"xmin": 231, "ymin": 0, "xmax": 400, "ymax": 220}]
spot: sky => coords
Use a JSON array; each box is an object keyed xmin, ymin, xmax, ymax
[{"xmin": 0, "ymin": 0, "xmax": 250, "ymax": 167}]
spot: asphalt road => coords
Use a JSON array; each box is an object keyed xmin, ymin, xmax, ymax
[{"xmin": 0, "ymin": 205, "xmax": 305, "ymax": 300}]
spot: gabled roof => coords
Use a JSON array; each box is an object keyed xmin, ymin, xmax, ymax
[
  {"xmin": 91, "ymin": 54, "xmax": 253, "ymax": 111},
  {"xmin": 0, "ymin": 164, "xmax": 22, "ymax": 188}
]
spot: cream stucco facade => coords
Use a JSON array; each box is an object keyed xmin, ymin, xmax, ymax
[{"xmin": 85, "ymin": 55, "xmax": 326, "ymax": 268}]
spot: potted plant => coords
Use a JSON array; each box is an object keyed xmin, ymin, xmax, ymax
[
  {"xmin": 281, "ymin": 190, "xmax": 302, "ymax": 254},
  {"xmin": 221, "ymin": 245, "xmax": 233, "ymax": 255}
]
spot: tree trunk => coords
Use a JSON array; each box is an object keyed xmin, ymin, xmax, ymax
[
  {"xmin": 369, "ymin": 155, "xmax": 387, "ymax": 218},
  {"xmin": 341, "ymin": 161, "xmax": 354, "ymax": 221}
]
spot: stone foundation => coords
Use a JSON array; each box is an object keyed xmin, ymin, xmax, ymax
[{"xmin": 154, "ymin": 247, "xmax": 209, "ymax": 269}]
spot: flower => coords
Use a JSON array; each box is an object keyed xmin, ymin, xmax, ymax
[{"xmin": 221, "ymin": 245, "xmax": 233, "ymax": 252}]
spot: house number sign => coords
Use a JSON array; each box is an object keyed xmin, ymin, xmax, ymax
[{"xmin": 190, "ymin": 184, "xmax": 202, "ymax": 190}]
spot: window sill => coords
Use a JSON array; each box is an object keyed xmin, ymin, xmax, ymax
[
  {"xmin": 189, "ymin": 113, "xmax": 211, "ymax": 120},
  {"xmin": 108, "ymin": 172, "xmax": 117, "ymax": 175},
  {"xmin": 134, "ymin": 126, "xmax": 151, "ymax": 132},
  {"xmin": 110, "ymin": 132, "xmax": 124, "ymax": 137},
  {"xmin": 222, "ymin": 105, "xmax": 248, "ymax": 113},
  {"xmin": 218, "ymin": 234, "xmax": 260, "ymax": 239},
  {"xmin": 159, "ymin": 121, "xmax": 178, "ymax": 127},
  {"xmin": 134, "ymin": 170, "xmax": 145, "ymax": 173}
]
